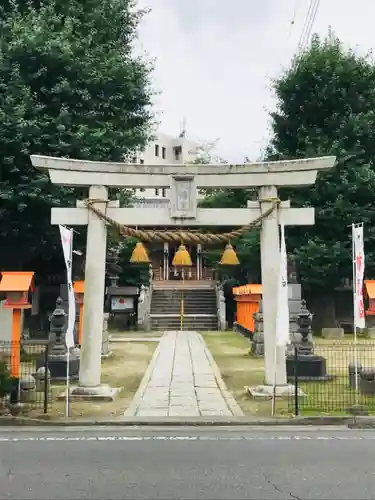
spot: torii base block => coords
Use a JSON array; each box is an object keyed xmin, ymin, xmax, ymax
[
  {"xmin": 57, "ymin": 384, "xmax": 120, "ymax": 402},
  {"xmin": 247, "ymin": 384, "xmax": 306, "ymax": 400}
]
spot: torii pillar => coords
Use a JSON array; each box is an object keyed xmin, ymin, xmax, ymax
[{"xmin": 31, "ymin": 154, "xmax": 336, "ymax": 399}]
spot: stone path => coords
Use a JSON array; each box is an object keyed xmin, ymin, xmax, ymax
[{"xmin": 124, "ymin": 331, "xmax": 243, "ymax": 417}]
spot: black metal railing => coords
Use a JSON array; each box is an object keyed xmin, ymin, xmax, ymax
[
  {"xmin": 288, "ymin": 342, "xmax": 375, "ymax": 416},
  {"xmin": 0, "ymin": 340, "xmax": 51, "ymax": 414}
]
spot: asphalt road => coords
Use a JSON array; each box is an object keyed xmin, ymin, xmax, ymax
[{"xmin": 0, "ymin": 426, "xmax": 374, "ymax": 499}]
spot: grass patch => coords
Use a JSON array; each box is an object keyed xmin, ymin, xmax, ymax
[
  {"xmin": 297, "ymin": 342, "xmax": 375, "ymax": 415},
  {"xmin": 28, "ymin": 341, "xmax": 157, "ymax": 420},
  {"xmin": 202, "ymin": 331, "xmax": 375, "ymax": 417},
  {"xmin": 202, "ymin": 331, "xmax": 286, "ymax": 417}
]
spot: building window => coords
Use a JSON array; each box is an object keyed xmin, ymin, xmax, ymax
[
  {"xmin": 174, "ymin": 146, "xmax": 182, "ymax": 161},
  {"xmin": 155, "ymin": 144, "xmax": 159, "ymax": 157},
  {"xmin": 132, "ymin": 156, "xmax": 137, "ymax": 163},
  {"xmin": 139, "ymin": 188, "xmax": 145, "ymax": 192},
  {"xmin": 140, "ymin": 158, "xmax": 144, "ymax": 164},
  {"xmin": 162, "ymin": 147, "xmax": 166, "ymax": 159},
  {"xmin": 162, "ymin": 188, "xmax": 167, "ymax": 198},
  {"xmin": 155, "ymin": 188, "xmax": 159, "ymax": 196}
]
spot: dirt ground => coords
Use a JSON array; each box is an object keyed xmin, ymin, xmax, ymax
[{"xmin": 28, "ymin": 341, "xmax": 158, "ymax": 420}]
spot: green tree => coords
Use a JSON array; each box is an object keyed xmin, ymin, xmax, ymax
[
  {"xmin": 0, "ymin": 0, "xmax": 153, "ymax": 279},
  {"xmin": 267, "ymin": 33, "xmax": 375, "ymax": 320}
]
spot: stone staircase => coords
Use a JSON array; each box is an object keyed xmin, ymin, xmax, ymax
[{"xmin": 150, "ymin": 281, "xmax": 218, "ymax": 331}]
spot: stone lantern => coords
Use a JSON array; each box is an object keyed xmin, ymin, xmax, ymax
[
  {"xmin": 37, "ymin": 297, "xmax": 79, "ymax": 380},
  {"xmin": 286, "ymin": 300, "xmax": 332, "ymax": 381}
]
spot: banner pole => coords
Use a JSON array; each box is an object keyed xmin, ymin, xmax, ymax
[
  {"xmin": 66, "ymin": 348, "xmax": 70, "ymax": 417},
  {"xmin": 352, "ymin": 223, "xmax": 361, "ymax": 405},
  {"xmin": 59, "ymin": 224, "xmax": 75, "ymax": 418}
]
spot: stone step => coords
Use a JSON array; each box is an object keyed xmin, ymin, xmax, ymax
[
  {"xmin": 151, "ymin": 295, "xmax": 216, "ymax": 301},
  {"xmin": 153, "ymin": 280, "xmax": 215, "ymax": 290},
  {"xmin": 150, "ymin": 287, "xmax": 218, "ymax": 330},
  {"xmin": 152, "ymin": 295, "xmax": 216, "ymax": 306},
  {"xmin": 151, "ymin": 299, "xmax": 216, "ymax": 306},
  {"xmin": 151, "ymin": 308, "xmax": 217, "ymax": 315},
  {"xmin": 152, "ymin": 292, "xmax": 214, "ymax": 295},
  {"xmin": 151, "ymin": 296, "xmax": 216, "ymax": 301},
  {"xmin": 150, "ymin": 319, "xmax": 218, "ymax": 331},
  {"xmin": 151, "ymin": 302, "xmax": 217, "ymax": 307}
]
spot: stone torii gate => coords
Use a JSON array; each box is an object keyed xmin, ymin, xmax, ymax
[{"xmin": 31, "ymin": 154, "xmax": 336, "ymax": 400}]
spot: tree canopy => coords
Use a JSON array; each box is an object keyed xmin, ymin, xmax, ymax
[
  {"xmin": 267, "ymin": 33, "xmax": 375, "ymax": 291},
  {"xmin": 201, "ymin": 33, "xmax": 375, "ymax": 298},
  {"xmin": 0, "ymin": 0, "xmax": 153, "ymax": 279}
]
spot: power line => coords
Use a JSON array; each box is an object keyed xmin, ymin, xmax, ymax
[
  {"xmin": 297, "ymin": 0, "xmax": 315, "ymax": 50},
  {"xmin": 297, "ymin": 0, "xmax": 321, "ymax": 53}
]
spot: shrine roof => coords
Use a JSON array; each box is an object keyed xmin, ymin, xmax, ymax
[
  {"xmin": 0, "ymin": 271, "xmax": 34, "ymax": 292},
  {"xmin": 365, "ymin": 280, "xmax": 375, "ymax": 299},
  {"xmin": 232, "ymin": 284, "xmax": 262, "ymax": 296}
]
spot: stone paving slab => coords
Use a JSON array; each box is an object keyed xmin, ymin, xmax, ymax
[
  {"xmin": 109, "ymin": 337, "xmax": 161, "ymax": 343},
  {"xmin": 124, "ymin": 331, "xmax": 244, "ymax": 417}
]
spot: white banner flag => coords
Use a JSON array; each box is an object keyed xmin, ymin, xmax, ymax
[
  {"xmin": 276, "ymin": 224, "xmax": 290, "ymax": 347},
  {"xmin": 59, "ymin": 225, "xmax": 75, "ymax": 349},
  {"xmin": 353, "ymin": 224, "xmax": 365, "ymax": 329}
]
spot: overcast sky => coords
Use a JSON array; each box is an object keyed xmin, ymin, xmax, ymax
[{"xmin": 136, "ymin": 0, "xmax": 374, "ymax": 162}]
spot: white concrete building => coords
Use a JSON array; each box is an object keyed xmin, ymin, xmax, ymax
[{"xmin": 133, "ymin": 132, "xmax": 200, "ymax": 208}]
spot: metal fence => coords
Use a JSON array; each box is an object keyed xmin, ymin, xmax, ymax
[
  {"xmin": 287, "ymin": 342, "xmax": 375, "ymax": 416},
  {"xmin": 0, "ymin": 340, "xmax": 51, "ymax": 414}
]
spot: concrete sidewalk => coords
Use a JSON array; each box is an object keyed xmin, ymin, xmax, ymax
[{"xmin": 124, "ymin": 331, "xmax": 244, "ymax": 417}]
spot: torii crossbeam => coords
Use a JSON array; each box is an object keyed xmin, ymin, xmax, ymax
[{"xmin": 31, "ymin": 154, "xmax": 336, "ymax": 400}]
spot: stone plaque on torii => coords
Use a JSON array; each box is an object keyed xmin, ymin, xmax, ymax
[{"xmin": 31, "ymin": 154, "xmax": 336, "ymax": 400}]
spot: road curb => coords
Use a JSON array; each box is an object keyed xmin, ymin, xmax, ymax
[{"xmin": 0, "ymin": 415, "xmax": 373, "ymax": 427}]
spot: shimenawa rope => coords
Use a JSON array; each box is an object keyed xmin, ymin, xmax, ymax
[{"xmin": 84, "ymin": 198, "xmax": 280, "ymax": 245}]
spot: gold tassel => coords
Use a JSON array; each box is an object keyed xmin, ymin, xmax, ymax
[
  {"xmin": 130, "ymin": 242, "xmax": 150, "ymax": 264},
  {"xmin": 172, "ymin": 244, "xmax": 192, "ymax": 267},
  {"xmin": 220, "ymin": 243, "xmax": 240, "ymax": 265}
]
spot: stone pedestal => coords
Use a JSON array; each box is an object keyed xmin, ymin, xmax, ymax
[
  {"xmin": 35, "ymin": 366, "xmax": 51, "ymax": 392},
  {"xmin": 48, "ymin": 352, "xmax": 79, "ymax": 381},
  {"xmin": 286, "ymin": 354, "xmax": 332, "ymax": 381},
  {"xmin": 62, "ymin": 383, "xmax": 119, "ymax": 401},
  {"xmin": 251, "ymin": 283, "xmax": 306, "ymax": 357},
  {"xmin": 36, "ymin": 297, "xmax": 80, "ymax": 381},
  {"xmin": 248, "ymin": 384, "xmax": 306, "ymax": 399},
  {"xmin": 36, "ymin": 349, "xmax": 79, "ymax": 381},
  {"xmin": 348, "ymin": 363, "xmax": 362, "ymax": 389},
  {"xmin": 360, "ymin": 369, "xmax": 375, "ymax": 395},
  {"xmin": 288, "ymin": 284, "xmax": 308, "ymax": 344},
  {"xmin": 251, "ymin": 303, "xmax": 264, "ymax": 356},
  {"xmin": 286, "ymin": 300, "xmax": 332, "ymax": 381}
]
